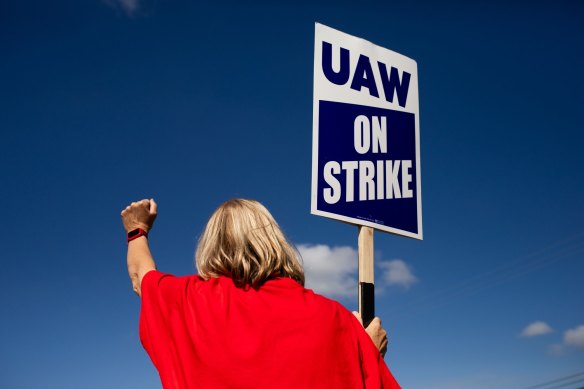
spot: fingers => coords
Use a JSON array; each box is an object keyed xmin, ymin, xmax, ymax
[
  {"xmin": 381, "ymin": 337, "xmax": 388, "ymax": 349},
  {"xmin": 367, "ymin": 316, "xmax": 382, "ymax": 329},
  {"xmin": 380, "ymin": 340, "xmax": 388, "ymax": 357},
  {"xmin": 362, "ymin": 316, "xmax": 389, "ymax": 356},
  {"xmin": 352, "ymin": 311, "xmax": 363, "ymax": 325},
  {"xmin": 121, "ymin": 199, "xmax": 154, "ymax": 212},
  {"xmin": 378, "ymin": 322, "xmax": 388, "ymax": 356},
  {"xmin": 121, "ymin": 204, "xmax": 131, "ymax": 217}
]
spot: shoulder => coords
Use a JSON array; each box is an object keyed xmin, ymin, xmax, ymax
[
  {"xmin": 142, "ymin": 269, "xmax": 189, "ymax": 285},
  {"xmin": 297, "ymin": 285, "xmax": 362, "ymax": 329},
  {"xmin": 141, "ymin": 270, "xmax": 204, "ymax": 300},
  {"xmin": 305, "ymin": 285, "xmax": 354, "ymax": 315}
]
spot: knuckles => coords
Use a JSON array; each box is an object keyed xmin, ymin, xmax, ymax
[{"xmin": 369, "ymin": 318, "xmax": 382, "ymax": 329}]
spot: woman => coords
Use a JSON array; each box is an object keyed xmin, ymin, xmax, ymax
[{"xmin": 121, "ymin": 198, "xmax": 401, "ymax": 389}]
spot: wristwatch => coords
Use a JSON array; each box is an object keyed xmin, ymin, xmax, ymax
[{"xmin": 127, "ymin": 228, "xmax": 148, "ymax": 243}]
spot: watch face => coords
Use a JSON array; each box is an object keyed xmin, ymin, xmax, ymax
[{"xmin": 128, "ymin": 229, "xmax": 141, "ymax": 238}]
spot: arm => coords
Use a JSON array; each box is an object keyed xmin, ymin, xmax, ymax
[
  {"xmin": 121, "ymin": 199, "xmax": 158, "ymax": 297},
  {"xmin": 353, "ymin": 311, "xmax": 389, "ymax": 357}
]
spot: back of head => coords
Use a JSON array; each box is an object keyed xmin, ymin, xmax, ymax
[{"xmin": 195, "ymin": 199, "xmax": 304, "ymax": 288}]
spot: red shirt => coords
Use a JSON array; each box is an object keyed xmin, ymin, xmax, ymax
[{"xmin": 140, "ymin": 270, "xmax": 401, "ymax": 389}]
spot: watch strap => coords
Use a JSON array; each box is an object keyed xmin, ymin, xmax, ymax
[{"xmin": 127, "ymin": 228, "xmax": 148, "ymax": 243}]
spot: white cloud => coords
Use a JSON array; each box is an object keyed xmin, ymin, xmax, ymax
[
  {"xmin": 378, "ymin": 259, "xmax": 418, "ymax": 289},
  {"xmin": 103, "ymin": 0, "xmax": 140, "ymax": 16},
  {"xmin": 297, "ymin": 245, "xmax": 419, "ymax": 298},
  {"xmin": 520, "ymin": 321, "xmax": 554, "ymax": 337},
  {"xmin": 564, "ymin": 325, "xmax": 584, "ymax": 348},
  {"xmin": 297, "ymin": 244, "xmax": 358, "ymax": 298}
]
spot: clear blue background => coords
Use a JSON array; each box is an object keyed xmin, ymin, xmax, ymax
[{"xmin": 1, "ymin": 1, "xmax": 583, "ymax": 388}]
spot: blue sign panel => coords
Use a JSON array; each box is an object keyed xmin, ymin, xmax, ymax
[{"xmin": 317, "ymin": 101, "xmax": 418, "ymax": 235}]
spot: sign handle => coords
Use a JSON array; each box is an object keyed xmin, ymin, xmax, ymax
[{"xmin": 358, "ymin": 226, "xmax": 375, "ymax": 328}]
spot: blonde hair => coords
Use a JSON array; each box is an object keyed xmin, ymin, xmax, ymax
[{"xmin": 195, "ymin": 199, "xmax": 304, "ymax": 288}]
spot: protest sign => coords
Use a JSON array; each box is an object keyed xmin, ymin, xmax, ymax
[{"xmin": 311, "ymin": 23, "xmax": 422, "ymax": 240}]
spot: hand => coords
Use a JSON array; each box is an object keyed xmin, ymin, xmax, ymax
[
  {"xmin": 353, "ymin": 311, "xmax": 388, "ymax": 357},
  {"xmin": 121, "ymin": 199, "xmax": 158, "ymax": 233}
]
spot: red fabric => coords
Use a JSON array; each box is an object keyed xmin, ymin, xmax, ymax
[{"xmin": 140, "ymin": 270, "xmax": 401, "ymax": 389}]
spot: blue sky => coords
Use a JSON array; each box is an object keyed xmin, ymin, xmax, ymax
[{"xmin": 1, "ymin": 1, "xmax": 583, "ymax": 388}]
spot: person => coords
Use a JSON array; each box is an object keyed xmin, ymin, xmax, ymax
[{"xmin": 121, "ymin": 198, "xmax": 401, "ymax": 389}]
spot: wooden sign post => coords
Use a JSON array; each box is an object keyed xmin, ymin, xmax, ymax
[{"xmin": 358, "ymin": 226, "xmax": 375, "ymax": 328}]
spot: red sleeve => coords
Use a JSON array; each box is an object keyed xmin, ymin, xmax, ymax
[
  {"xmin": 139, "ymin": 270, "xmax": 189, "ymax": 388},
  {"xmin": 350, "ymin": 315, "xmax": 402, "ymax": 389}
]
